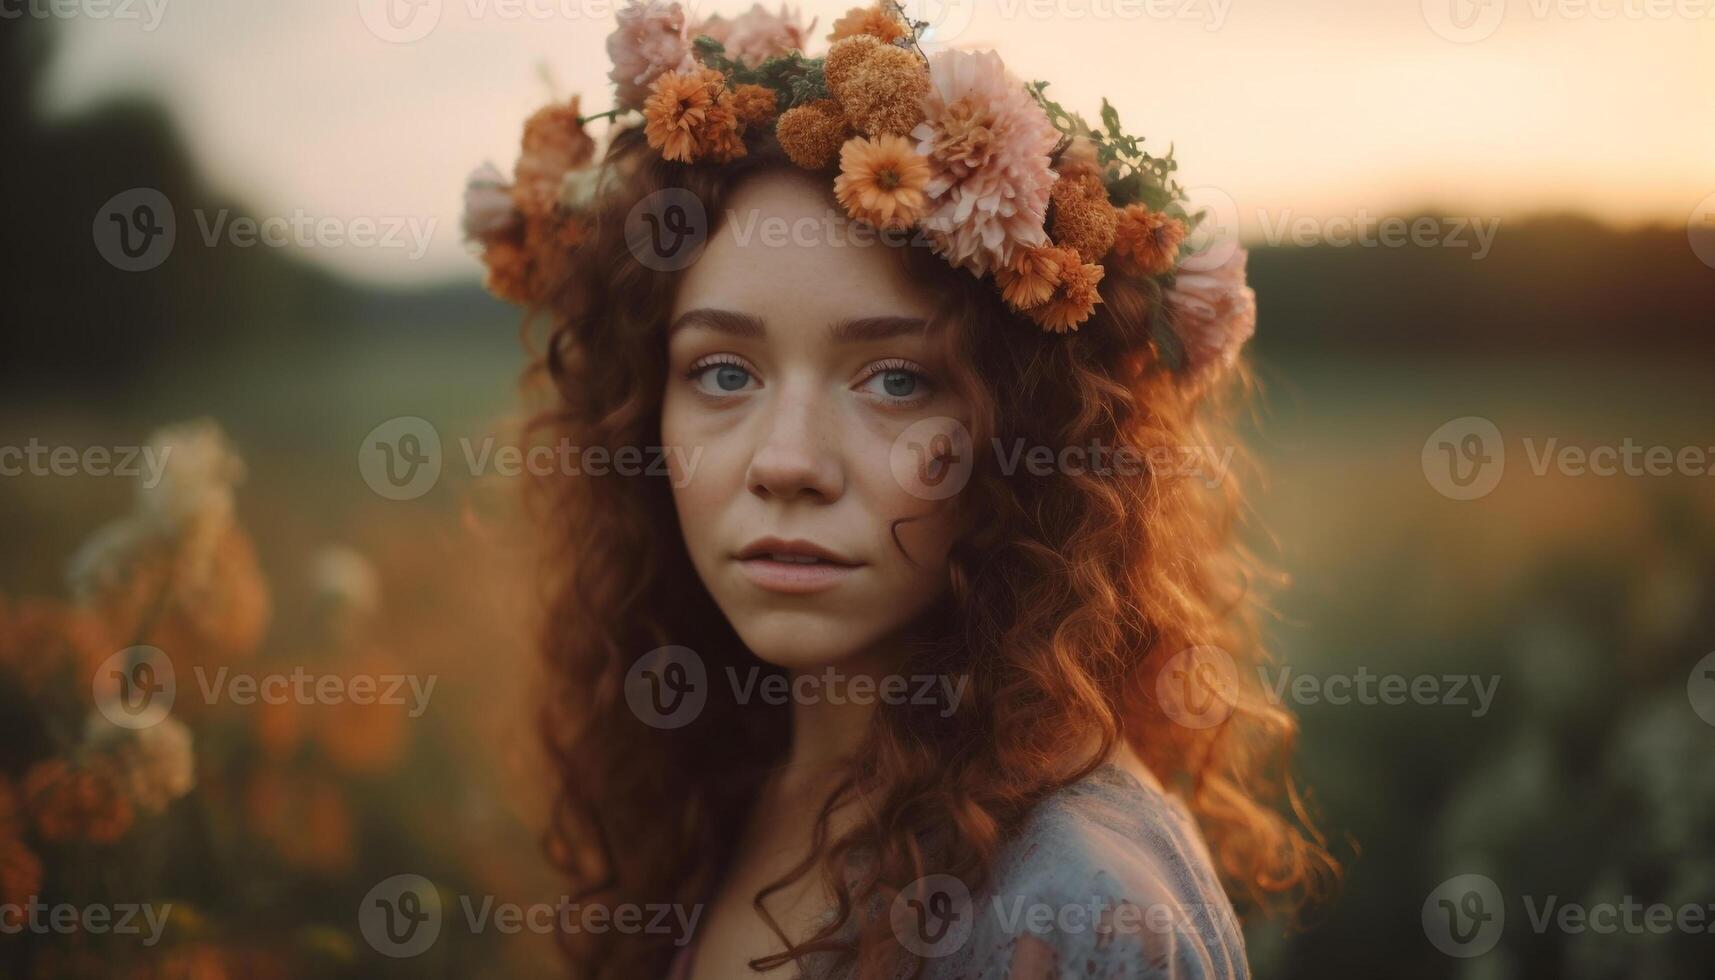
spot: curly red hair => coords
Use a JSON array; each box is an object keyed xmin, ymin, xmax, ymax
[{"xmin": 522, "ymin": 127, "xmax": 1337, "ymax": 978}]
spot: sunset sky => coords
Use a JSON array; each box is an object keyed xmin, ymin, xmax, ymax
[{"xmin": 41, "ymin": 0, "xmax": 1715, "ymax": 284}]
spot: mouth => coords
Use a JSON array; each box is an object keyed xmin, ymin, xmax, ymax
[{"xmin": 734, "ymin": 537, "xmax": 863, "ymax": 595}]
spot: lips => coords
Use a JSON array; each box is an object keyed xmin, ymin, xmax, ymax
[{"xmin": 734, "ymin": 537, "xmax": 862, "ymax": 595}]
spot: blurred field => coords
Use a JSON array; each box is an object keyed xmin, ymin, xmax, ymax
[{"xmin": 7, "ymin": 326, "xmax": 1714, "ymax": 976}]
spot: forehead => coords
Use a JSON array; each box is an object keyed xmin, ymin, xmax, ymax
[{"xmin": 669, "ymin": 168, "xmax": 940, "ymax": 329}]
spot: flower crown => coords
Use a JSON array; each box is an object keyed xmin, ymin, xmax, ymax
[{"xmin": 463, "ymin": 1, "xmax": 1256, "ymax": 373}]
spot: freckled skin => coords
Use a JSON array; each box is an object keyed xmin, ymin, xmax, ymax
[{"xmin": 662, "ymin": 169, "xmax": 966, "ymax": 674}]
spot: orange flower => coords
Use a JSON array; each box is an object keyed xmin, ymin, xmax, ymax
[
  {"xmin": 730, "ymin": 83, "xmax": 779, "ymax": 127},
  {"xmin": 512, "ymin": 96, "xmax": 596, "ymax": 219},
  {"xmin": 774, "ymin": 98, "xmax": 851, "ymax": 170},
  {"xmin": 245, "ymin": 770, "xmax": 352, "ymax": 875},
  {"xmin": 822, "ymin": 34, "xmax": 881, "ymax": 101},
  {"xmin": 1111, "ymin": 204, "xmax": 1187, "ymax": 277},
  {"xmin": 0, "ymin": 836, "xmax": 41, "ymax": 916},
  {"xmin": 833, "ymin": 134, "xmax": 930, "ymax": 230},
  {"xmin": 23, "ymin": 758, "xmax": 135, "ymax": 844},
  {"xmin": 480, "ymin": 232, "xmax": 533, "ymax": 306},
  {"xmin": 642, "ymin": 67, "xmax": 746, "ymax": 164},
  {"xmin": 837, "ymin": 42, "xmax": 928, "ymax": 138},
  {"xmin": 997, "ymin": 244, "xmax": 1075, "ymax": 311},
  {"xmin": 0, "ymin": 595, "xmax": 113, "ymax": 698},
  {"xmin": 827, "ymin": 2, "xmax": 910, "ymax": 44},
  {"xmin": 1049, "ymin": 173, "xmax": 1117, "ymax": 263},
  {"xmin": 254, "ymin": 696, "xmax": 303, "ymax": 762},
  {"xmin": 1027, "ymin": 256, "xmax": 1106, "ymax": 333},
  {"xmin": 313, "ymin": 656, "xmax": 411, "ymax": 775}
]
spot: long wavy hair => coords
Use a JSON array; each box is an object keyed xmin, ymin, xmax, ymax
[{"xmin": 521, "ymin": 126, "xmax": 1337, "ymax": 978}]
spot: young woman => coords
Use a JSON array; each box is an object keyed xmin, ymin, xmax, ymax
[{"xmin": 463, "ymin": 4, "xmax": 1336, "ymax": 977}]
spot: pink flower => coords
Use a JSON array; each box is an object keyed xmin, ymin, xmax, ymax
[
  {"xmin": 692, "ymin": 4, "xmax": 815, "ymax": 67},
  {"xmin": 1164, "ymin": 246, "xmax": 1258, "ymax": 371},
  {"xmin": 910, "ymin": 49, "xmax": 1058, "ymax": 278},
  {"xmin": 461, "ymin": 162, "xmax": 518, "ymax": 241},
  {"xmin": 606, "ymin": 0, "xmax": 697, "ymax": 110}
]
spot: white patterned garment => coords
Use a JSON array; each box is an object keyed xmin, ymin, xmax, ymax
[
  {"xmin": 670, "ymin": 764, "xmax": 1248, "ymax": 980},
  {"xmin": 917, "ymin": 763, "xmax": 1248, "ymax": 979}
]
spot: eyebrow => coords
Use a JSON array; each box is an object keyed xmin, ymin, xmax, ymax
[{"xmin": 667, "ymin": 308, "xmax": 931, "ymax": 342}]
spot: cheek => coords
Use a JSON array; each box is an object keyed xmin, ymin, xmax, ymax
[
  {"xmin": 661, "ymin": 392, "xmax": 715, "ymax": 542},
  {"xmin": 852, "ymin": 429, "xmax": 958, "ymax": 579}
]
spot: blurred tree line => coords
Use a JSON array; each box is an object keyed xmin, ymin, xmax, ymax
[{"xmin": 4, "ymin": 14, "xmax": 1712, "ymax": 409}]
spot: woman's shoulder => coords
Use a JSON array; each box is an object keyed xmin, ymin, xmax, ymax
[{"xmin": 921, "ymin": 762, "xmax": 1249, "ymax": 980}]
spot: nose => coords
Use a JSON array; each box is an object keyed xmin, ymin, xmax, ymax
[{"xmin": 745, "ymin": 383, "xmax": 844, "ymax": 503}]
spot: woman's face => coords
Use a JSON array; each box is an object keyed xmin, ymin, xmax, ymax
[{"xmin": 661, "ymin": 169, "xmax": 967, "ymax": 672}]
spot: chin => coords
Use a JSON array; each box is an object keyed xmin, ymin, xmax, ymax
[{"xmin": 727, "ymin": 607, "xmax": 889, "ymax": 672}]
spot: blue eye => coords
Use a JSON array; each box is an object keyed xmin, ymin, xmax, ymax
[
  {"xmin": 689, "ymin": 359, "xmax": 757, "ymax": 395},
  {"xmin": 712, "ymin": 364, "xmax": 750, "ymax": 391},
  {"xmin": 859, "ymin": 363, "xmax": 930, "ymax": 402},
  {"xmin": 880, "ymin": 370, "xmax": 917, "ymax": 397}
]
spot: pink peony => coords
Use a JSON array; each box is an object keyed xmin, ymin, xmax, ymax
[
  {"xmin": 910, "ymin": 49, "xmax": 1059, "ymax": 278},
  {"xmin": 461, "ymin": 162, "xmax": 518, "ymax": 241},
  {"xmin": 691, "ymin": 4, "xmax": 815, "ymax": 67},
  {"xmin": 606, "ymin": 0, "xmax": 697, "ymax": 110},
  {"xmin": 1164, "ymin": 245, "xmax": 1257, "ymax": 371}
]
